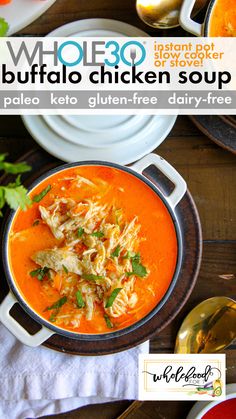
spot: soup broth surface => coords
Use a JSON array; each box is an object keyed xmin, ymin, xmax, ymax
[
  {"xmin": 9, "ymin": 166, "xmax": 178, "ymax": 334},
  {"xmin": 209, "ymin": 0, "xmax": 236, "ymax": 36}
]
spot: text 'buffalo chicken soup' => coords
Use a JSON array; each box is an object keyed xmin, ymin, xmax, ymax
[{"xmin": 9, "ymin": 166, "xmax": 177, "ymax": 334}]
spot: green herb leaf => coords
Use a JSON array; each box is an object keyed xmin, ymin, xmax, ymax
[
  {"xmin": 76, "ymin": 290, "xmax": 85, "ymax": 308},
  {"xmin": 4, "ymin": 184, "xmax": 31, "ymax": 211},
  {"xmin": 127, "ymin": 258, "xmax": 147, "ymax": 278},
  {"xmin": 0, "ymin": 188, "xmax": 5, "ymax": 214},
  {"xmin": 33, "ymin": 219, "xmax": 40, "ymax": 226},
  {"xmin": 111, "ymin": 245, "xmax": 121, "ymax": 258},
  {"xmin": 45, "ymin": 296, "xmax": 67, "ymax": 311},
  {"xmin": 0, "ymin": 154, "xmax": 6, "ymax": 162},
  {"xmin": 0, "ymin": 175, "xmax": 31, "ymax": 214},
  {"xmin": 81, "ymin": 274, "xmax": 105, "ymax": 282},
  {"xmin": 132, "ymin": 253, "xmax": 141, "ymax": 262},
  {"xmin": 0, "ymin": 156, "xmax": 32, "ymax": 215},
  {"xmin": 104, "ymin": 314, "xmax": 113, "ymax": 329},
  {"xmin": 30, "ymin": 267, "xmax": 49, "ymax": 281},
  {"xmin": 90, "ymin": 231, "xmax": 104, "ymax": 238},
  {"xmin": 105, "ymin": 288, "xmax": 122, "ymax": 308},
  {"xmin": 49, "ymin": 310, "xmax": 59, "ymax": 322},
  {"xmin": 0, "ymin": 157, "xmax": 31, "ymax": 175},
  {"xmin": 77, "ymin": 227, "xmax": 84, "ymax": 238},
  {"xmin": 0, "ymin": 18, "xmax": 9, "ymax": 37},
  {"xmin": 62, "ymin": 264, "xmax": 68, "ymax": 274},
  {"xmin": 123, "ymin": 251, "xmax": 136, "ymax": 260},
  {"xmin": 32, "ymin": 185, "xmax": 51, "ymax": 203},
  {"xmin": 131, "ymin": 260, "xmax": 147, "ymax": 277},
  {"xmin": 125, "ymin": 253, "xmax": 147, "ymax": 277}
]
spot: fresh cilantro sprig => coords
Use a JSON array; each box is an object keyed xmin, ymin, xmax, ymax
[
  {"xmin": 90, "ymin": 231, "xmax": 104, "ymax": 238},
  {"xmin": 32, "ymin": 184, "xmax": 51, "ymax": 203},
  {"xmin": 76, "ymin": 290, "xmax": 85, "ymax": 308},
  {"xmin": 30, "ymin": 266, "xmax": 50, "ymax": 281},
  {"xmin": 0, "ymin": 18, "xmax": 9, "ymax": 37},
  {"xmin": 44, "ymin": 296, "xmax": 67, "ymax": 311},
  {"xmin": 126, "ymin": 252, "xmax": 148, "ymax": 278},
  {"xmin": 44, "ymin": 296, "xmax": 67, "ymax": 323},
  {"xmin": 77, "ymin": 227, "xmax": 84, "ymax": 238},
  {"xmin": 0, "ymin": 154, "xmax": 31, "ymax": 174},
  {"xmin": 104, "ymin": 314, "xmax": 113, "ymax": 329},
  {"xmin": 0, "ymin": 154, "xmax": 32, "ymax": 216},
  {"xmin": 111, "ymin": 245, "xmax": 121, "ymax": 258},
  {"xmin": 105, "ymin": 288, "xmax": 122, "ymax": 308},
  {"xmin": 81, "ymin": 274, "xmax": 105, "ymax": 282}
]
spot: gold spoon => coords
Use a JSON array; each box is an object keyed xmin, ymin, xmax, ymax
[
  {"xmin": 175, "ymin": 296, "xmax": 236, "ymax": 354},
  {"xmin": 136, "ymin": 0, "xmax": 208, "ymax": 29}
]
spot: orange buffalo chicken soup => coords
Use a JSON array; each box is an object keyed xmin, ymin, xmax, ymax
[
  {"xmin": 209, "ymin": 0, "xmax": 236, "ymax": 36},
  {"xmin": 9, "ymin": 166, "xmax": 177, "ymax": 334}
]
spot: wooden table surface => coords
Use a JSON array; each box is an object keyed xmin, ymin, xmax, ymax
[{"xmin": 0, "ymin": 1, "xmax": 235, "ymax": 418}]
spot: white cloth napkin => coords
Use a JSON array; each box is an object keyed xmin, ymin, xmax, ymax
[{"xmin": 0, "ymin": 324, "xmax": 149, "ymax": 419}]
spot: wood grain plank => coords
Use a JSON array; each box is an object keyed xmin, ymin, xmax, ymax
[
  {"xmin": 40, "ymin": 400, "xmax": 132, "ymax": 419},
  {"xmin": 157, "ymin": 137, "xmax": 236, "ymax": 241},
  {"xmin": 115, "ymin": 401, "xmax": 143, "ymax": 419},
  {"xmin": 123, "ymin": 400, "xmax": 195, "ymax": 419},
  {"xmin": 39, "ymin": 399, "xmax": 193, "ymax": 419}
]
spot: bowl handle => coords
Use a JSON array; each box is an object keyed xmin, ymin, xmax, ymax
[
  {"xmin": 179, "ymin": 0, "xmax": 202, "ymax": 36},
  {"xmin": 0, "ymin": 292, "xmax": 54, "ymax": 347},
  {"xmin": 131, "ymin": 153, "xmax": 186, "ymax": 208}
]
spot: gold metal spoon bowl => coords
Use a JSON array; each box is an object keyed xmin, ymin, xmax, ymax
[
  {"xmin": 136, "ymin": 0, "xmax": 208, "ymax": 29},
  {"xmin": 175, "ymin": 296, "xmax": 236, "ymax": 354}
]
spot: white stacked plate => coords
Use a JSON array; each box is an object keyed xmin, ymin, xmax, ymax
[{"xmin": 22, "ymin": 19, "xmax": 177, "ymax": 165}]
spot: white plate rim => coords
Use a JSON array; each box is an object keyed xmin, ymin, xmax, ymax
[
  {"xmin": 0, "ymin": 0, "xmax": 56, "ymax": 36},
  {"xmin": 22, "ymin": 19, "xmax": 176, "ymax": 163},
  {"xmin": 60, "ymin": 114, "xmax": 142, "ymax": 134},
  {"xmin": 42, "ymin": 114, "xmax": 158, "ymax": 149},
  {"xmin": 22, "ymin": 113, "xmax": 177, "ymax": 165},
  {"xmin": 43, "ymin": 19, "xmax": 152, "ymax": 149}
]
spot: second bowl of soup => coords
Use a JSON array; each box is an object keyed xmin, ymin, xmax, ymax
[{"xmin": 180, "ymin": 0, "xmax": 236, "ymax": 36}]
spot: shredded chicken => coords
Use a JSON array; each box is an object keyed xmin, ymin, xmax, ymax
[
  {"xmin": 30, "ymin": 176, "xmax": 149, "ymax": 329},
  {"xmin": 32, "ymin": 248, "xmax": 83, "ymax": 275}
]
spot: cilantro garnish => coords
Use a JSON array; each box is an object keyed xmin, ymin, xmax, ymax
[
  {"xmin": 45, "ymin": 296, "xmax": 67, "ymax": 311},
  {"xmin": 30, "ymin": 266, "xmax": 50, "ymax": 281},
  {"xmin": 126, "ymin": 253, "xmax": 147, "ymax": 278},
  {"xmin": 111, "ymin": 245, "xmax": 121, "ymax": 258},
  {"xmin": 32, "ymin": 185, "xmax": 51, "ymax": 203},
  {"xmin": 62, "ymin": 264, "xmax": 68, "ymax": 274},
  {"xmin": 77, "ymin": 227, "xmax": 84, "ymax": 237},
  {"xmin": 105, "ymin": 288, "xmax": 122, "ymax": 308},
  {"xmin": 0, "ymin": 154, "xmax": 31, "ymax": 174},
  {"xmin": 76, "ymin": 290, "xmax": 85, "ymax": 308},
  {"xmin": 104, "ymin": 314, "xmax": 113, "ymax": 329},
  {"xmin": 90, "ymin": 231, "xmax": 104, "ymax": 238},
  {"xmin": 44, "ymin": 296, "xmax": 67, "ymax": 322},
  {"xmin": 81, "ymin": 274, "xmax": 105, "ymax": 282},
  {"xmin": 0, "ymin": 18, "xmax": 9, "ymax": 37},
  {"xmin": 0, "ymin": 154, "xmax": 32, "ymax": 216}
]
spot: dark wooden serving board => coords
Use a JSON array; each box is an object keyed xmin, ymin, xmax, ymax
[
  {"xmin": 0, "ymin": 148, "xmax": 202, "ymax": 355},
  {"xmin": 189, "ymin": 115, "xmax": 236, "ymax": 155}
]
